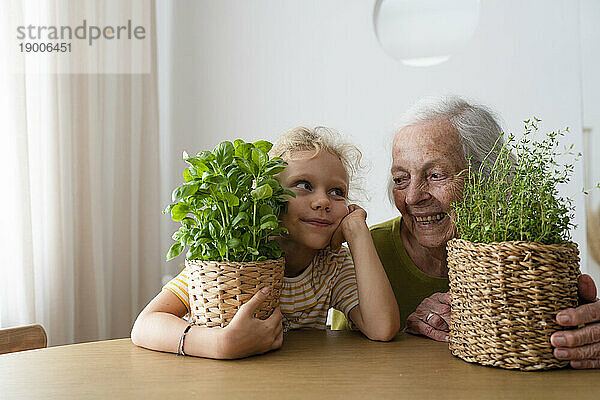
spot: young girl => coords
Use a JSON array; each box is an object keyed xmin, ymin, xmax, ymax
[{"xmin": 131, "ymin": 127, "xmax": 400, "ymax": 359}]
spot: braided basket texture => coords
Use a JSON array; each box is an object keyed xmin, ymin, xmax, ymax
[
  {"xmin": 447, "ymin": 238, "xmax": 580, "ymax": 371},
  {"xmin": 186, "ymin": 257, "xmax": 285, "ymax": 327}
]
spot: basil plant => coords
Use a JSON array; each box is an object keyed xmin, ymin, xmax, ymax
[{"xmin": 164, "ymin": 139, "xmax": 294, "ymax": 262}]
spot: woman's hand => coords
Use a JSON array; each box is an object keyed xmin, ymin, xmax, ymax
[
  {"xmin": 405, "ymin": 292, "xmax": 451, "ymax": 342},
  {"xmin": 219, "ymin": 287, "xmax": 284, "ymax": 359},
  {"xmin": 551, "ymin": 274, "xmax": 600, "ymax": 369}
]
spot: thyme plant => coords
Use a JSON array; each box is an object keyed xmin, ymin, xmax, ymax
[
  {"xmin": 452, "ymin": 118, "xmax": 578, "ymax": 245},
  {"xmin": 164, "ymin": 139, "xmax": 294, "ymax": 262}
]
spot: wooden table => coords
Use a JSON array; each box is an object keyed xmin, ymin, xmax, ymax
[{"xmin": 1, "ymin": 330, "xmax": 598, "ymax": 399}]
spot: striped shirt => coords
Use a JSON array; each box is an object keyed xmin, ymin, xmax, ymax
[{"xmin": 163, "ymin": 246, "xmax": 359, "ymax": 331}]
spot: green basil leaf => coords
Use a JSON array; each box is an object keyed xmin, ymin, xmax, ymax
[
  {"xmin": 207, "ymin": 175, "xmax": 227, "ymax": 185},
  {"xmin": 166, "ymin": 242, "xmax": 184, "ymax": 261},
  {"xmin": 264, "ymin": 165, "xmax": 286, "ymax": 175},
  {"xmin": 260, "ymin": 221, "xmax": 279, "ymax": 230},
  {"xmin": 186, "ymin": 244, "xmax": 202, "ymax": 260},
  {"xmin": 227, "ymin": 237, "xmax": 241, "ymax": 248},
  {"xmin": 251, "ymin": 148, "xmax": 267, "ymax": 168},
  {"xmin": 236, "ymin": 158, "xmax": 255, "ymax": 175},
  {"xmin": 171, "ymin": 203, "xmax": 189, "ymax": 221},
  {"xmin": 216, "ymin": 241, "xmax": 227, "ymax": 257},
  {"xmin": 258, "ymin": 204, "xmax": 273, "ymax": 217},
  {"xmin": 251, "ymin": 184, "xmax": 273, "ymax": 200},
  {"xmin": 214, "ymin": 141, "xmax": 234, "ymax": 166},
  {"xmin": 223, "ymin": 192, "xmax": 239, "ymax": 207},
  {"xmin": 181, "ymin": 217, "xmax": 196, "ymax": 228},
  {"xmin": 258, "ymin": 178, "xmax": 280, "ymax": 189},
  {"xmin": 209, "ymin": 220, "xmax": 223, "ymax": 238},
  {"xmin": 183, "ymin": 168, "xmax": 193, "ymax": 182},
  {"xmin": 260, "ymin": 214, "xmax": 277, "ymax": 224},
  {"xmin": 281, "ymin": 189, "xmax": 296, "ymax": 198},
  {"xmin": 196, "ymin": 151, "xmax": 213, "ymax": 162},
  {"xmin": 253, "ymin": 140, "xmax": 273, "ymax": 154},
  {"xmin": 172, "ymin": 182, "xmax": 198, "ymax": 202},
  {"xmin": 231, "ymin": 212, "xmax": 249, "ymax": 228},
  {"xmin": 234, "ymin": 143, "xmax": 253, "ymax": 160}
]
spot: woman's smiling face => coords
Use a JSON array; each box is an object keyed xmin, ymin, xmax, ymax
[
  {"xmin": 391, "ymin": 119, "xmax": 466, "ymax": 250},
  {"xmin": 277, "ymin": 150, "xmax": 350, "ymax": 251}
]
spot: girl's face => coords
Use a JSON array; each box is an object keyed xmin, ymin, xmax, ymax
[{"xmin": 277, "ymin": 150, "xmax": 350, "ymax": 251}]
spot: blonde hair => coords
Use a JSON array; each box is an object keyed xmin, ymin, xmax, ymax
[{"xmin": 269, "ymin": 126, "xmax": 365, "ymax": 201}]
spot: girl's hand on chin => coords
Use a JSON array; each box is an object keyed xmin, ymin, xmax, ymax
[{"xmin": 329, "ymin": 204, "xmax": 368, "ymax": 251}]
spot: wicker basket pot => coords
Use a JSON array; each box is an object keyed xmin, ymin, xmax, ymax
[
  {"xmin": 447, "ymin": 238, "xmax": 580, "ymax": 371},
  {"xmin": 185, "ymin": 257, "xmax": 285, "ymax": 328}
]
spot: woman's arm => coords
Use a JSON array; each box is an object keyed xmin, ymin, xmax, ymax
[
  {"xmin": 339, "ymin": 205, "xmax": 401, "ymax": 341},
  {"xmin": 131, "ymin": 287, "xmax": 284, "ymax": 359}
]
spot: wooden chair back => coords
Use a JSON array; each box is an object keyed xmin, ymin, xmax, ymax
[{"xmin": 0, "ymin": 324, "xmax": 47, "ymax": 355}]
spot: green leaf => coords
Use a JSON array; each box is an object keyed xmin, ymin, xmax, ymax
[
  {"xmin": 253, "ymin": 140, "xmax": 273, "ymax": 154},
  {"xmin": 227, "ymin": 237, "xmax": 241, "ymax": 248},
  {"xmin": 166, "ymin": 242, "xmax": 184, "ymax": 261},
  {"xmin": 281, "ymin": 188, "xmax": 296, "ymax": 197},
  {"xmin": 223, "ymin": 192, "xmax": 240, "ymax": 207},
  {"xmin": 196, "ymin": 151, "xmax": 213, "ymax": 162},
  {"xmin": 216, "ymin": 241, "xmax": 227, "ymax": 257},
  {"xmin": 206, "ymin": 175, "xmax": 227, "ymax": 185},
  {"xmin": 214, "ymin": 141, "xmax": 234, "ymax": 165},
  {"xmin": 235, "ymin": 143, "xmax": 254, "ymax": 160},
  {"xmin": 187, "ymin": 158, "xmax": 209, "ymax": 173},
  {"xmin": 251, "ymin": 184, "xmax": 273, "ymax": 200},
  {"xmin": 258, "ymin": 205, "xmax": 274, "ymax": 218},
  {"xmin": 260, "ymin": 221, "xmax": 279, "ymax": 230},
  {"xmin": 194, "ymin": 236, "xmax": 213, "ymax": 245},
  {"xmin": 172, "ymin": 182, "xmax": 198, "ymax": 202},
  {"xmin": 233, "ymin": 139, "xmax": 244, "ymax": 148},
  {"xmin": 186, "ymin": 245, "xmax": 202, "ymax": 260},
  {"xmin": 251, "ymin": 148, "xmax": 268, "ymax": 168},
  {"xmin": 236, "ymin": 158, "xmax": 255, "ymax": 175},
  {"xmin": 259, "ymin": 178, "xmax": 280, "ymax": 189},
  {"xmin": 231, "ymin": 212, "xmax": 249, "ymax": 228},
  {"xmin": 181, "ymin": 217, "xmax": 196, "ymax": 227},
  {"xmin": 209, "ymin": 220, "xmax": 223, "ymax": 238},
  {"xmin": 183, "ymin": 168, "xmax": 193, "ymax": 182},
  {"xmin": 264, "ymin": 165, "xmax": 286, "ymax": 175},
  {"xmin": 171, "ymin": 204, "xmax": 189, "ymax": 221},
  {"xmin": 260, "ymin": 214, "xmax": 277, "ymax": 224},
  {"xmin": 242, "ymin": 232, "xmax": 252, "ymax": 246}
]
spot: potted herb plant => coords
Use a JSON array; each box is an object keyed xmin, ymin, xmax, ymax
[
  {"xmin": 447, "ymin": 118, "xmax": 581, "ymax": 370},
  {"xmin": 164, "ymin": 139, "xmax": 293, "ymax": 327}
]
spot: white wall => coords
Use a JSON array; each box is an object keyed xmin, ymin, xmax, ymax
[
  {"xmin": 581, "ymin": 0, "xmax": 600, "ymax": 285},
  {"xmin": 156, "ymin": 0, "xmax": 592, "ymax": 277}
]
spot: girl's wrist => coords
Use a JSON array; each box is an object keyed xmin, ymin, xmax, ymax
[{"xmin": 341, "ymin": 218, "xmax": 369, "ymax": 240}]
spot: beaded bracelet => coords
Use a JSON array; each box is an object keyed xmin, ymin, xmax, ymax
[{"xmin": 177, "ymin": 323, "xmax": 194, "ymax": 356}]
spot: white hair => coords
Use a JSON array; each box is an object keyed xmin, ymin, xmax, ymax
[{"xmin": 388, "ymin": 95, "xmax": 511, "ymax": 202}]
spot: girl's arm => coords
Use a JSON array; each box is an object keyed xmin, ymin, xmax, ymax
[
  {"xmin": 336, "ymin": 205, "xmax": 400, "ymax": 341},
  {"xmin": 131, "ymin": 287, "xmax": 284, "ymax": 359}
]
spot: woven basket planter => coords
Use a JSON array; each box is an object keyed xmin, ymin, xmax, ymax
[
  {"xmin": 447, "ymin": 238, "xmax": 580, "ymax": 371},
  {"xmin": 186, "ymin": 257, "xmax": 285, "ymax": 328}
]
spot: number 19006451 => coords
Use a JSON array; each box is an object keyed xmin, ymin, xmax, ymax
[{"xmin": 19, "ymin": 42, "xmax": 72, "ymax": 52}]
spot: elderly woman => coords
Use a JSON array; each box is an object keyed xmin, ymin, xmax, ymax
[{"xmin": 334, "ymin": 95, "xmax": 600, "ymax": 369}]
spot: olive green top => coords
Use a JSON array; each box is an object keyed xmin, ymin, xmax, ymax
[{"xmin": 331, "ymin": 216, "xmax": 449, "ymax": 330}]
